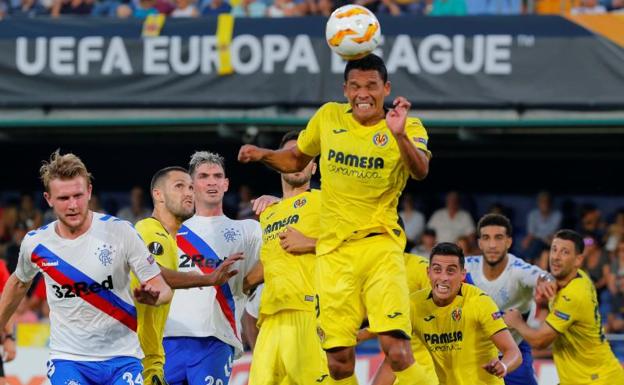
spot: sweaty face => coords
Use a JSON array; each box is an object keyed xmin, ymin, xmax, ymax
[
  {"xmin": 478, "ymin": 225, "xmax": 511, "ymax": 267},
  {"xmin": 44, "ymin": 176, "xmax": 92, "ymax": 233},
  {"xmin": 162, "ymin": 170, "xmax": 194, "ymax": 221},
  {"xmin": 428, "ymin": 254, "xmax": 466, "ymax": 306},
  {"xmin": 343, "ymin": 69, "xmax": 390, "ymax": 126},
  {"xmin": 281, "ymin": 140, "xmax": 315, "ymax": 187},
  {"xmin": 192, "ymin": 163, "xmax": 228, "ymax": 207},
  {"xmin": 549, "ymin": 238, "xmax": 582, "ymax": 281}
]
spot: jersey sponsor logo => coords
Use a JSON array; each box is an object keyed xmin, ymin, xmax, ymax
[
  {"xmin": 293, "ymin": 197, "xmax": 307, "ymax": 209},
  {"xmin": 32, "ymin": 244, "xmax": 137, "ymax": 331},
  {"xmin": 491, "ymin": 311, "xmax": 504, "ymax": 320},
  {"xmin": 263, "ymin": 215, "xmax": 300, "ymax": 235},
  {"xmin": 424, "ymin": 331, "xmax": 463, "ymax": 345},
  {"xmin": 148, "ymin": 242, "xmax": 164, "ymax": 255},
  {"xmin": 178, "ymin": 254, "xmax": 224, "ymax": 269},
  {"xmin": 554, "ymin": 310, "xmax": 570, "ymax": 321},
  {"xmin": 327, "ymin": 149, "xmax": 384, "ymax": 169},
  {"xmin": 451, "ymin": 308, "xmax": 462, "ymax": 322},
  {"xmin": 51, "ymin": 275, "xmax": 114, "ymax": 299},
  {"xmin": 95, "ymin": 244, "xmax": 115, "ymax": 266},
  {"xmin": 222, "ymin": 227, "xmax": 241, "ymax": 243},
  {"xmin": 332, "ymin": 128, "xmax": 347, "ymax": 134},
  {"xmin": 372, "ymin": 132, "xmax": 389, "ymax": 147},
  {"xmin": 424, "ymin": 315, "xmax": 435, "ymax": 322}
]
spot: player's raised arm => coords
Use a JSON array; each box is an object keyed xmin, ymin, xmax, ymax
[
  {"xmin": 238, "ymin": 143, "xmax": 313, "ymax": 173},
  {"xmin": 503, "ymin": 308, "xmax": 558, "ymax": 350},
  {"xmin": 386, "ymin": 97, "xmax": 429, "ymax": 180},
  {"xmin": 134, "ymin": 274, "xmax": 173, "ymax": 306},
  {"xmin": 0, "ymin": 275, "xmax": 32, "ymax": 331},
  {"xmin": 484, "ymin": 328, "xmax": 522, "ymax": 378},
  {"xmin": 158, "ymin": 252, "xmax": 243, "ymax": 289}
]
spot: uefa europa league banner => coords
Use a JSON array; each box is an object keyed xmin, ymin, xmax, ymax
[{"xmin": 0, "ymin": 16, "xmax": 623, "ymax": 108}]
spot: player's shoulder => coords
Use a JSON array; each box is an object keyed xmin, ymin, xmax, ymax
[
  {"xmin": 411, "ymin": 287, "xmax": 432, "ymax": 303},
  {"xmin": 464, "ymin": 255, "xmax": 482, "ymax": 267},
  {"xmin": 404, "ymin": 252, "xmax": 429, "ymax": 266},
  {"xmin": 462, "ymin": 283, "xmax": 491, "ymax": 301},
  {"xmin": 229, "ymin": 217, "xmax": 262, "ymax": 238},
  {"xmin": 560, "ymin": 270, "xmax": 593, "ymax": 300},
  {"xmin": 135, "ymin": 217, "xmax": 162, "ymax": 234},
  {"xmin": 22, "ymin": 222, "xmax": 54, "ymax": 248},
  {"xmin": 406, "ymin": 116, "xmax": 425, "ymax": 129},
  {"xmin": 319, "ymin": 102, "xmax": 348, "ymax": 114}
]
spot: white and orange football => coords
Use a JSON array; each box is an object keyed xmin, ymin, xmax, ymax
[{"xmin": 325, "ymin": 4, "xmax": 381, "ymax": 61}]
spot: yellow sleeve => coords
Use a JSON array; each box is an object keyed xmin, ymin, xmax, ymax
[
  {"xmin": 297, "ymin": 104, "xmax": 327, "ymax": 157},
  {"xmin": 545, "ymin": 285, "xmax": 581, "ymax": 334},
  {"xmin": 405, "ymin": 117, "xmax": 431, "ymax": 159},
  {"xmin": 476, "ymin": 292, "xmax": 508, "ymax": 337}
]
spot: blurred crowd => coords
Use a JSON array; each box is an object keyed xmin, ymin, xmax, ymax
[
  {"xmin": 0, "ymin": 0, "xmax": 623, "ymax": 20},
  {"xmin": 2, "ymin": 187, "xmax": 624, "ymax": 335}
]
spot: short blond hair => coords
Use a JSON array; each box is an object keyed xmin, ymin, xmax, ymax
[{"xmin": 39, "ymin": 150, "xmax": 93, "ymax": 192}]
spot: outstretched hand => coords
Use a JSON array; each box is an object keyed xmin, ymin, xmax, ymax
[
  {"xmin": 252, "ymin": 195, "xmax": 281, "ymax": 216},
  {"xmin": 386, "ymin": 96, "xmax": 411, "ymax": 137},
  {"xmin": 482, "ymin": 358, "xmax": 508, "ymax": 378},
  {"xmin": 207, "ymin": 252, "xmax": 244, "ymax": 286},
  {"xmin": 134, "ymin": 283, "xmax": 161, "ymax": 306},
  {"xmin": 238, "ymin": 145, "xmax": 265, "ymax": 164}
]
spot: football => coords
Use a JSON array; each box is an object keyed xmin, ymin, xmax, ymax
[{"xmin": 325, "ymin": 4, "xmax": 381, "ymax": 61}]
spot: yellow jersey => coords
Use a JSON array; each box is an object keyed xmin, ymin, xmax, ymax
[
  {"xmin": 258, "ymin": 190, "xmax": 320, "ymax": 322},
  {"xmin": 405, "ymin": 252, "xmax": 430, "ymax": 294},
  {"xmin": 297, "ymin": 102, "xmax": 431, "ymax": 256},
  {"xmin": 131, "ymin": 217, "xmax": 179, "ymax": 378},
  {"xmin": 411, "ymin": 284, "xmax": 507, "ymax": 385},
  {"xmin": 546, "ymin": 270, "xmax": 624, "ymax": 385},
  {"xmin": 404, "ymin": 254, "xmax": 438, "ymax": 384}
]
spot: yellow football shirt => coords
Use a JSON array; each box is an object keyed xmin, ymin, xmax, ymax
[
  {"xmin": 297, "ymin": 102, "xmax": 431, "ymax": 256},
  {"xmin": 411, "ymin": 284, "xmax": 507, "ymax": 385},
  {"xmin": 258, "ymin": 189, "xmax": 320, "ymax": 321},
  {"xmin": 546, "ymin": 269, "xmax": 624, "ymax": 385},
  {"xmin": 404, "ymin": 253, "xmax": 438, "ymax": 384},
  {"xmin": 405, "ymin": 253, "xmax": 431, "ymax": 294},
  {"xmin": 131, "ymin": 217, "xmax": 178, "ymax": 379}
]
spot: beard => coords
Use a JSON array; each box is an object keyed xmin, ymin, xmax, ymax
[
  {"xmin": 484, "ymin": 251, "xmax": 507, "ymax": 267},
  {"xmin": 166, "ymin": 200, "xmax": 194, "ymax": 222},
  {"xmin": 282, "ymin": 173, "xmax": 310, "ymax": 188}
]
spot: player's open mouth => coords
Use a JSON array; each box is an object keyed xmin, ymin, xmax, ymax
[
  {"xmin": 207, "ymin": 189, "xmax": 218, "ymax": 194},
  {"xmin": 356, "ymin": 103, "xmax": 372, "ymax": 110},
  {"xmin": 436, "ymin": 284, "xmax": 450, "ymax": 294}
]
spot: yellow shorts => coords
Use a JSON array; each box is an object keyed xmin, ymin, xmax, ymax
[
  {"xmin": 248, "ymin": 309, "xmax": 328, "ymax": 385},
  {"xmin": 316, "ymin": 233, "xmax": 411, "ymax": 349}
]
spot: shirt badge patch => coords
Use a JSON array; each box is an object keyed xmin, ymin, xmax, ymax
[
  {"xmin": 372, "ymin": 132, "xmax": 389, "ymax": 147},
  {"xmin": 451, "ymin": 308, "xmax": 462, "ymax": 322},
  {"xmin": 148, "ymin": 241, "xmax": 164, "ymax": 256},
  {"xmin": 222, "ymin": 227, "xmax": 242, "ymax": 243},
  {"xmin": 554, "ymin": 310, "xmax": 571, "ymax": 321},
  {"xmin": 293, "ymin": 197, "xmax": 307, "ymax": 209},
  {"xmin": 95, "ymin": 244, "xmax": 114, "ymax": 266},
  {"xmin": 491, "ymin": 311, "xmax": 504, "ymax": 320}
]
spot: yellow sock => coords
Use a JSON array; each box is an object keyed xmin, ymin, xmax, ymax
[
  {"xmin": 394, "ymin": 362, "xmax": 433, "ymax": 385},
  {"xmin": 328, "ymin": 374, "xmax": 359, "ymax": 385}
]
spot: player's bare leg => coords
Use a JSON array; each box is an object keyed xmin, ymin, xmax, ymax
[
  {"xmin": 379, "ymin": 333, "xmax": 428, "ymax": 385},
  {"xmin": 326, "ymin": 347, "xmax": 357, "ymax": 384}
]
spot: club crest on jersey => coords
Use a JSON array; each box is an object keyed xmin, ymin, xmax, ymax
[
  {"xmin": 372, "ymin": 132, "xmax": 389, "ymax": 147},
  {"xmin": 293, "ymin": 197, "xmax": 307, "ymax": 209},
  {"xmin": 222, "ymin": 227, "xmax": 241, "ymax": 243},
  {"xmin": 451, "ymin": 308, "xmax": 462, "ymax": 322},
  {"xmin": 95, "ymin": 244, "xmax": 114, "ymax": 266}
]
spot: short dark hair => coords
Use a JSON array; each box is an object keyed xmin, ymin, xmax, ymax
[
  {"xmin": 150, "ymin": 166, "xmax": 189, "ymax": 191},
  {"xmin": 279, "ymin": 130, "xmax": 300, "ymax": 149},
  {"xmin": 430, "ymin": 242, "xmax": 465, "ymax": 268},
  {"xmin": 554, "ymin": 229, "xmax": 584, "ymax": 254},
  {"xmin": 344, "ymin": 53, "xmax": 388, "ymax": 83},
  {"xmin": 477, "ymin": 214, "xmax": 513, "ymax": 237}
]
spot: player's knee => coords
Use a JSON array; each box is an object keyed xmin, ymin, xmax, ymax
[
  {"xmin": 384, "ymin": 343, "xmax": 413, "ymax": 371},
  {"xmin": 327, "ymin": 348, "xmax": 356, "ymax": 379}
]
